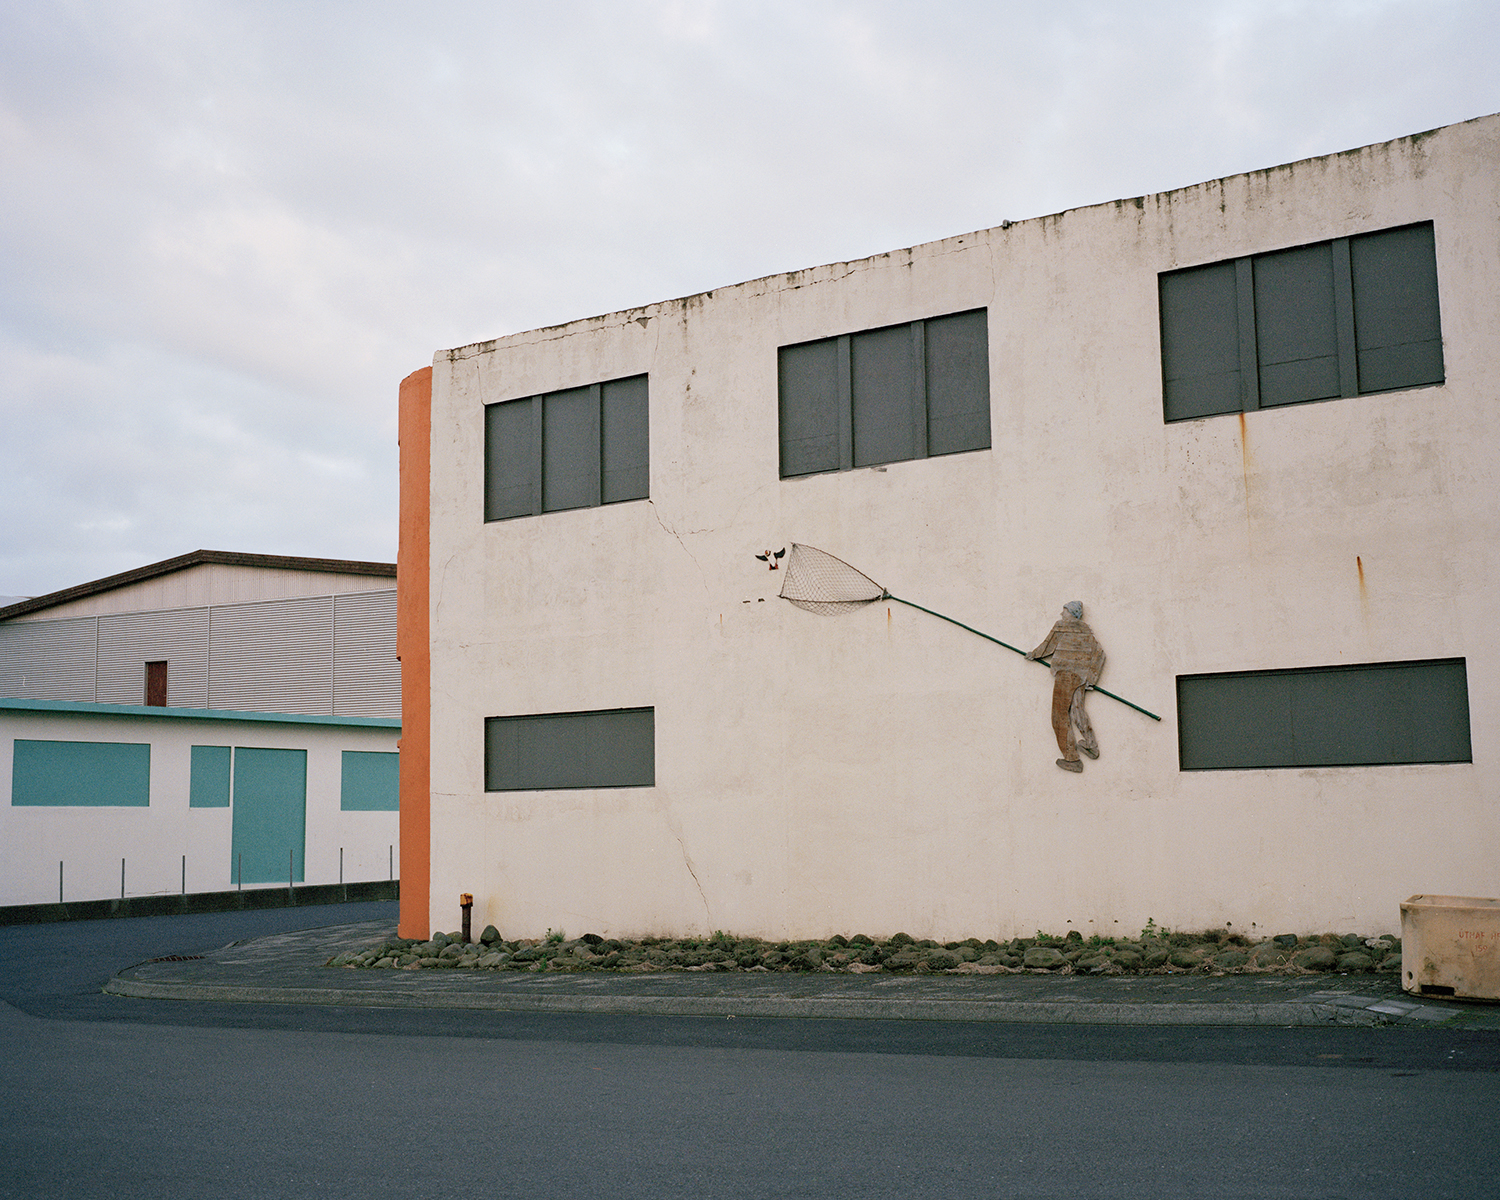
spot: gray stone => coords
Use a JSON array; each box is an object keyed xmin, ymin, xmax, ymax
[
  {"xmin": 924, "ymin": 950, "xmax": 961, "ymax": 971},
  {"xmin": 430, "ymin": 932, "xmax": 451, "ymax": 949},
  {"xmin": 1110, "ymin": 949, "xmax": 1143, "ymax": 969},
  {"xmin": 883, "ymin": 950, "xmax": 921, "ymax": 971},
  {"xmin": 1213, "ymin": 950, "xmax": 1249, "ymax": 969},
  {"xmin": 1143, "ymin": 948, "xmax": 1169, "ymax": 968},
  {"xmin": 1168, "ymin": 949, "xmax": 1203, "ymax": 969},
  {"xmin": 1273, "ymin": 934, "xmax": 1299, "ymax": 948},
  {"xmin": 1294, "ymin": 946, "xmax": 1338, "ymax": 971},
  {"xmin": 480, "ymin": 925, "xmax": 501, "ymax": 945},
  {"xmin": 1336, "ymin": 952, "xmax": 1374, "ymax": 972},
  {"xmin": 439, "ymin": 943, "xmax": 466, "ymax": 959},
  {"xmin": 1251, "ymin": 943, "xmax": 1288, "ymax": 967},
  {"xmin": 1076, "ymin": 954, "xmax": 1110, "ymax": 971},
  {"xmin": 1023, "ymin": 947, "xmax": 1065, "ymax": 969}
]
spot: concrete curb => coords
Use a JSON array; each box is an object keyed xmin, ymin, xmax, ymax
[
  {"xmin": 102, "ymin": 971, "xmax": 1396, "ymax": 1026},
  {"xmin": 100, "ymin": 919, "xmax": 1500, "ymax": 1028}
]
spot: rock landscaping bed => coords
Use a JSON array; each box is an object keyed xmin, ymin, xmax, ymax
[{"xmin": 328, "ymin": 926, "xmax": 1401, "ymax": 976}]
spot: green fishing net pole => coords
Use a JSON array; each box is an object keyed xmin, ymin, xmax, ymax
[{"xmin": 777, "ymin": 543, "xmax": 1160, "ymax": 721}]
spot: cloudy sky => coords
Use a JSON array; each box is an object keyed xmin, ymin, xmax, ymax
[{"xmin": 2, "ymin": 0, "xmax": 1496, "ymax": 599}]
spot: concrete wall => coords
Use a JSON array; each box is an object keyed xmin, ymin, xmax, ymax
[
  {"xmin": 421, "ymin": 114, "xmax": 1500, "ymax": 942},
  {"xmin": 0, "ymin": 703, "xmax": 399, "ymax": 906}
]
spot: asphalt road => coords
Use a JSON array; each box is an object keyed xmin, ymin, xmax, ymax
[{"xmin": 3, "ymin": 903, "xmax": 1498, "ymax": 1199}]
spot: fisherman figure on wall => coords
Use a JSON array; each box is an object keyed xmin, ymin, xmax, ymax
[{"xmin": 1026, "ymin": 601, "xmax": 1105, "ymax": 773}]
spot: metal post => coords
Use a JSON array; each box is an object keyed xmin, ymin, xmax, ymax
[
  {"xmin": 237, "ymin": 852, "xmax": 242, "ymax": 891},
  {"xmin": 339, "ymin": 847, "xmax": 343, "ymax": 885},
  {"xmin": 389, "ymin": 844, "xmax": 393, "ymax": 881},
  {"xmin": 59, "ymin": 861, "xmax": 63, "ymax": 903},
  {"xmin": 120, "ymin": 858, "xmax": 125, "ymax": 900},
  {"xmin": 289, "ymin": 848, "xmax": 294, "ymax": 904},
  {"xmin": 460, "ymin": 893, "xmax": 473, "ymax": 944},
  {"xmin": 181, "ymin": 854, "xmax": 186, "ymax": 895}
]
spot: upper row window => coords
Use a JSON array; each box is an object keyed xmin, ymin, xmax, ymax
[
  {"xmin": 484, "ymin": 374, "xmax": 649, "ymax": 521},
  {"xmin": 778, "ymin": 308, "xmax": 991, "ymax": 478},
  {"xmin": 1159, "ymin": 222, "xmax": 1443, "ymax": 423}
]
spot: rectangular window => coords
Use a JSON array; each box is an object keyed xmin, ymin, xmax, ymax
[
  {"xmin": 484, "ymin": 374, "xmax": 648, "ymax": 520},
  {"xmin": 190, "ymin": 745, "xmax": 231, "ymax": 808},
  {"xmin": 485, "ymin": 707, "xmax": 655, "ymax": 791},
  {"xmin": 1160, "ymin": 222, "xmax": 1443, "ymax": 422},
  {"xmin": 778, "ymin": 309, "xmax": 990, "ymax": 477},
  {"xmin": 340, "ymin": 750, "xmax": 400, "ymax": 810},
  {"xmin": 1177, "ymin": 658, "xmax": 1471, "ymax": 770},
  {"xmin": 11, "ymin": 739, "xmax": 151, "ymax": 806}
]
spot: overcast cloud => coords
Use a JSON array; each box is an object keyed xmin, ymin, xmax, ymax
[{"xmin": 2, "ymin": 0, "xmax": 1497, "ymax": 597}]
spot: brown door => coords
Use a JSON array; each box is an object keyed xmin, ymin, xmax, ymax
[{"xmin": 145, "ymin": 661, "xmax": 168, "ymax": 706}]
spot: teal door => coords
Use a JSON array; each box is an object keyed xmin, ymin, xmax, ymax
[{"xmin": 231, "ymin": 748, "xmax": 307, "ymax": 884}]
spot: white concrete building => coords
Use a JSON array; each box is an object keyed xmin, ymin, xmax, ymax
[
  {"xmin": 400, "ymin": 113, "xmax": 1499, "ymax": 943},
  {"xmin": 0, "ymin": 552, "xmax": 400, "ymax": 907}
]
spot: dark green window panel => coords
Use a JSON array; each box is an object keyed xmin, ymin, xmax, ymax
[
  {"xmin": 1159, "ymin": 260, "xmax": 1244, "ymax": 421},
  {"xmin": 924, "ymin": 309, "xmax": 992, "ymax": 456},
  {"xmin": 190, "ymin": 745, "xmax": 231, "ymax": 808},
  {"xmin": 11, "ymin": 739, "xmax": 150, "ymax": 806},
  {"xmin": 1350, "ymin": 223, "xmax": 1445, "ymax": 393},
  {"xmin": 231, "ymin": 747, "xmax": 306, "ymax": 884},
  {"xmin": 484, "ymin": 398, "xmax": 536, "ymax": 520},
  {"xmin": 779, "ymin": 338, "xmax": 843, "ymax": 477},
  {"xmin": 851, "ymin": 323, "xmax": 919, "ymax": 467},
  {"xmin": 484, "ymin": 374, "xmax": 648, "ymax": 521},
  {"xmin": 601, "ymin": 375, "xmax": 650, "ymax": 504},
  {"xmin": 485, "ymin": 707, "xmax": 654, "ymax": 791},
  {"xmin": 1160, "ymin": 222, "xmax": 1443, "ymax": 423},
  {"xmin": 341, "ymin": 750, "xmax": 400, "ymax": 811},
  {"xmin": 778, "ymin": 309, "xmax": 989, "ymax": 478},
  {"xmin": 1253, "ymin": 242, "xmax": 1341, "ymax": 408},
  {"xmin": 1177, "ymin": 658, "xmax": 1471, "ymax": 770}
]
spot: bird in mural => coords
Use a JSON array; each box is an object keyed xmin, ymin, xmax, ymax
[{"xmin": 755, "ymin": 547, "xmax": 786, "ymax": 570}]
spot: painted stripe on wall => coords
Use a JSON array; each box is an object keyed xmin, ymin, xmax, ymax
[{"xmin": 12, "ymin": 739, "xmax": 151, "ymax": 806}]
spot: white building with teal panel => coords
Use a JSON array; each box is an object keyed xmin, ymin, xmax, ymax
[{"xmin": 0, "ymin": 551, "xmax": 400, "ymax": 907}]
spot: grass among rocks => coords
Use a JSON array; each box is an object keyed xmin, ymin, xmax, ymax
[{"xmin": 328, "ymin": 926, "xmax": 1401, "ymax": 976}]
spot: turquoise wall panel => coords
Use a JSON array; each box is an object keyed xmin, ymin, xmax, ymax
[
  {"xmin": 340, "ymin": 750, "xmax": 399, "ymax": 811},
  {"xmin": 230, "ymin": 747, "xmax": 306, "ymax": 884},
  {"xmin": 11, "ymin": 739, "xmax": 150, "ymax": 806},
  {"xmin": 190, "ymin": 745, "xmax": 231, "ymax": 808}
]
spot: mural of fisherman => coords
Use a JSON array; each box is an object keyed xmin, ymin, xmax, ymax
[{"xmin": 1026, "ymin": 601, "xmax": 1105, "ymax": 773}]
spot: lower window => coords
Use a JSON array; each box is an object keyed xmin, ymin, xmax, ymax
[
  {"xmin": 485, "ymin": 707, "xmax": 654, "ymax": 791},
  {"xmin": 1177, "ymin": 658, "xmax": 1470, "ymax": 770}
]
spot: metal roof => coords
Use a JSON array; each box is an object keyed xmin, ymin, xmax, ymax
[{"xmin": 0, "ymin": 550, "xmax": 396, "ymax": 622}]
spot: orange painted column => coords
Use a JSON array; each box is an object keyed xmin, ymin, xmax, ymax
[{"xmin": 397, "ymin": 366, "xmax": 433, "ymax": 939}]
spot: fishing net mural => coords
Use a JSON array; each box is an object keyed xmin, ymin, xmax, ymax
[{"xmin": 776, "ymin": 543, "xmax": 1160, "ymax": 722}]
